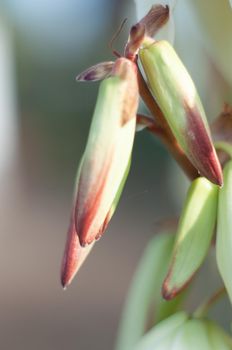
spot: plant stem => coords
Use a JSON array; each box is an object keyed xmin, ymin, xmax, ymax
[
  {"xmin": 137, "ymin": 66, "xmax": 198, "ymax": 180},
  {"xmin": 193, "ymin": 287, "xmax": 226, "ymax": 318}
]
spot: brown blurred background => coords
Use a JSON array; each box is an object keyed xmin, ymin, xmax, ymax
[{"xmin": 0, "ymin": 0, "xmax": 232, "ymax": 349}]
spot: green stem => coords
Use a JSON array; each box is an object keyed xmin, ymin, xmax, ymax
[
  {"xmin": 193, "ymin": 287, "xmax": 226, "ymax": 318},
  {"xmin": 214, "ymin": 141, "xmax": 232, "ymax": 159}
]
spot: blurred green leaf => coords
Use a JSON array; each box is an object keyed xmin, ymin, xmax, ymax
[
  {"xmin": 134, "ymin": 312, "xmax": 188, "ymax": 350},
  {"xmin": 190, "ymin": 0, "xmax": 232, "ymax": 87},
  {"xmin": 115, "ymin": 232, "xmax": 187, "ymax": 350},
  {"xmin": 216, "ymin": 161, "xmax": 232, "ymax": 304}
]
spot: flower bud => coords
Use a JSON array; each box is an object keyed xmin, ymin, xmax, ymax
[
  {"xmin": 163, "ymin": 177, "xmax": 218, "ymax": 300},
  {"xmin": 216, "ymin": 160, "xmax": 232, "ymax": 304},
  {"xmin": 74, "ymin": 57, "xmax": 139, "ymax": 246},
  {"xmin": 139, "ymin": 39, "xmax": 223, "ymax": 186}
]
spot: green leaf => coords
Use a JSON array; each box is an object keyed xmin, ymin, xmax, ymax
[
  {"xmin": 115, "ymin": 232, "xmax": 178, "ymax": 350},
  {"xmin": 163, "ymin": 177, "xmax": 218, "ymax": 299},
  {"xmin": 134, "ymin": 312, "xmax": 188, "ymax": 350},
  {"xmin": 216, "ymin": 160, "xmax": 232, "ymax": 304}
]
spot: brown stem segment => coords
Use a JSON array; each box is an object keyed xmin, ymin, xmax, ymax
[{"xmin": 137, "ymin": 66, "xmax": 198, "ymax": 180}]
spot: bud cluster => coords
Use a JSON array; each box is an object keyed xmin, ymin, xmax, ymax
[{"xmin": 60, "ymin": 4, "xmax": 232, "ymax": 348}]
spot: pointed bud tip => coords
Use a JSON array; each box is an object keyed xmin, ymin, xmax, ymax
[
  {"xmin": 162, "ymin": 280, "xmax": 178, "ymax": 300},
  {"xmin": 206, "ymin": 163, "xmax": 223, "ymax": 187},
  {"xmin": 162, "ymin": 274, "xmax": 192, "ymax": 300},
  {"xmin": 60, "ymin": 264, "xmax": 74, "ymax": 289}
]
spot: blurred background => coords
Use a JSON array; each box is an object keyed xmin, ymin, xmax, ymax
[{"xmin": 0, "ymin": 0, "xmax": 231, "ymax": 349}]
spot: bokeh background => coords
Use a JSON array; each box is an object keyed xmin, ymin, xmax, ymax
[{"xmin": 0, "ymin": 0, "xmax": 232, "ymax": 349}]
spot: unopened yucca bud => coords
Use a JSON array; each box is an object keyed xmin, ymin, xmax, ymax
[
  {"xmin": 216, "ymin": 160, "xmax": 232, "ymax": 304},
  {"xmin": 163, "ymin": 177, "xmax": 218, "ymax": 300},
  {"xmin": 139, "ymin": 39, "xmax": 223, "ymax": 186},
  {"xmin": 74, "ymin": 58, "xmax": 139, "ymax": 247}
]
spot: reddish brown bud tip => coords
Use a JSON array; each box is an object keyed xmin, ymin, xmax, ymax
[
  {"xmin": 162, "ymin": 280, "xmax": 178, "ymax": 301},
  {"xmin": 61, "ymin": 213, "xmax": 94, "ymax": 288},
  {"xmin": 162, "ymin": 275, "xmax": 192, "ymax": 301}
]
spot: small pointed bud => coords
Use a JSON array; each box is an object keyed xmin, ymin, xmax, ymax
[
  {"xmin": 125, "ymin": 5, "xmax": 169, "ymax": 60},
  {"xmin": 216, "ymin": 160, "xmax": 232, "ymax": 304},
  {"xmin": 139, "ymin": 39, "xmax": 223, "ymax": 186},
  {"xmin": 162, "ymin": 177, "xmax": 218, "ymax": 300},
  {"xmin": 75, "ymin": 57, "xmax": 139, "ymax": 246},
  {"xmin": 76, "ymin": 61, "xmax": 114, "ymax": 82}
]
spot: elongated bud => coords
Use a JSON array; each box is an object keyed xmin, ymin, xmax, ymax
[
  {"xmin": 139, "ymin": 39, "xmax": 223, "ymax": 186},
  {"xmin": 216, "ymin": 160, "xmax": 232, "ymax": 304},
  {"xmin": 162, "ymin": 177, "xmax": 218, "ymax": 300},
  {"xmin": 75, "ymin": 57, "xmax": 139, "ymax": 246}
]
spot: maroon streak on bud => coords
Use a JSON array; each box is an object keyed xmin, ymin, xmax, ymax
[
  {"xmin": 185, "ymin": 103, "xmax": 223, "ymax": 186},
  {"xmin": 124, "ymin": 5, "xmax": 169, "ymax": 61},
  {"xmin": 61, "ymin": 211, "xmax": 94, "ymax": 288},
  {"xmin": 75, "ymin": 57, "xmax": 139, "ymax": 246},
  {"xmin": 76, "ymin": 61, "xmax": 114, "ymax": 82}
]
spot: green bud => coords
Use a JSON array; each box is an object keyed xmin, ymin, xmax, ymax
[
  {"xmin": 139, "ymin": 39, "xmax": 222, "ymax": 186},
  {"xmin": 163, "ymin": 177, "xmax": 218, "ymax": 300},
  {"xmin": 216, "ymin": 160, "xmax": 232, "ymax": 304}
]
